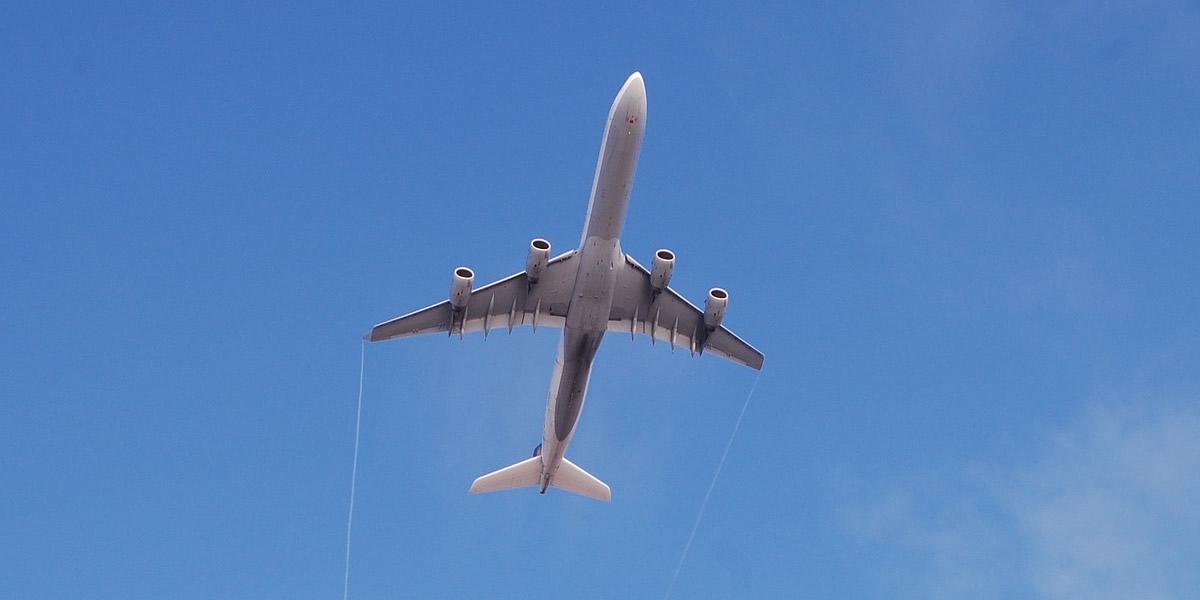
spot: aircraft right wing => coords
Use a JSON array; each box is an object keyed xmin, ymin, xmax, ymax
[
  {"xmin": 607, "ymin": 255, "xmax": 765, "ymax": 370},
  {"xmin": 365, "ymin": 250, "xmax": 578, "ymax": 342}
]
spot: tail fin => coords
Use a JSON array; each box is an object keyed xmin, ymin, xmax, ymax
[
  {"xmin": 467, "ymin": 455, "xmax": 612, "ymax": 502},
  {"xmin": 553, "ymin": 457, "xmax": 611, "ymax": 502},
  {"xmin": 468, "ymin": 456, "xmax": 542, "ymax": 495}
]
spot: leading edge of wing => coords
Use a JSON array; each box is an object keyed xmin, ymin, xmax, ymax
[
  {"xmin": 364, "ymin": 250, "xmax": 578, "ymax": 342},
  {"xmin": 611, "ymin": 255, "xmax": 765, "ymax": 370}
]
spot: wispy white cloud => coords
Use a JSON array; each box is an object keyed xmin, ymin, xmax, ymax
[{"xmin": 844, "ymin": 400, "xmax": 1200, "ymax": 599}]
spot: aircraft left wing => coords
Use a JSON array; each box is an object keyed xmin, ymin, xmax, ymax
[
  {"xmin": 607, "ymin": 255, "xmax": 765, "ymax": 370},
  {"xmin": 365, "ymin": 251, "xmax": 578, "ymax": 342}
]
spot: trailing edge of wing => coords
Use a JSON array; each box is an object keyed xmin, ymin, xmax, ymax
[
  {"xmin": 607, "ymin": 255, "xmax": 765, "ymax": 370},
  {"xmin": 365, "ymin": 251, "xmax": 578, "ymax": 342}
]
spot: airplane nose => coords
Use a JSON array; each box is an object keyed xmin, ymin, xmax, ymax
[
  {"xmin": 619, "ymin": 72, "xmax": 646, "ymax": 126},
  {"xmin": 626, "ymin": 71, "xmax": 644, "ymax": 94},
  {"xmin": 625, "ymin": 72, "xmax": 645, "ymax": 105}
]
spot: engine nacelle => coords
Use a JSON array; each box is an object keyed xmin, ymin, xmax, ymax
[
  {"xmin": 650, "ymin": 249, "xmax": 675, "ymax": 291},
  {"xmin": 703, "ymin": 287, "xmax": 728, "ymax": 330},
  {"xmin": 449, "ymin": 267, "xmax": 474, "ymax": 309},
  {"xmin": 525, "ymin": 238, "xmax": 551, "ymax": 283}
]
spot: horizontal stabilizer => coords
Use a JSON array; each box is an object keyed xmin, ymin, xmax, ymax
[
  {"xmin": 553, "ymin": 457, "xmax": 611, "ymax": 502},
  {"xmin": 469, "ymin": 456, "xmax": 542, "ymax": 495}
]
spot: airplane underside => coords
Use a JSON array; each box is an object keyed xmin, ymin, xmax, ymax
[{"xmin": 365, "ymin": 72, "xmax": 763, "ymax": 502}]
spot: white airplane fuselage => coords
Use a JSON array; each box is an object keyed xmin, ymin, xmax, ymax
[
  {"xmin": 366, "ymin": 71, "xmax": 761, "ymax": 500},
  {"xmin": 536, "ymin": 73, "xmax": 646, "ymax": 493}
]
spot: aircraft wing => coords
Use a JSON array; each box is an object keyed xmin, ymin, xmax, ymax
[
  {"xmin": 365, "ymin": 251, "xmax": 578, "ymax": 342},
  {"xmin": 607, "ymin": 255, "xmax": 765, "ymax": 370}
]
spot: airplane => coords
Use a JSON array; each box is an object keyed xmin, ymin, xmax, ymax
[{"xmin": 364, "ymin": 72, "xmax": 763, "ymax": 502}]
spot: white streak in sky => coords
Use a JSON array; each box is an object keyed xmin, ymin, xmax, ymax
[
  {"xmin": 664, "ymin": 372, "xmax": 762, "ymax": 600},
  {"xmin": 343, "ymin": 342, "xmax": 366, "ymax": 600}
]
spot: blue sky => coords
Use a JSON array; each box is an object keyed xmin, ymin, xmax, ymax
[{"xmin": 3, "ymin": 2, "xmax": 1199, "ymax": 598}]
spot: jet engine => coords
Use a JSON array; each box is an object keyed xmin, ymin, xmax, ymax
[
  {"xmin": 525, "ymin": 238, "xmax": 551, "ymax": 283},
  {"xmin": 449, "ymin": 267, "xmax": 474, "ymax": 309},
  {"xmin": 703, "ymin": 287, "xmax": 728, "ymax": 330},
  {"xmin": 650, "ymin": 249, "xmax": 675, "ymax": 291}
]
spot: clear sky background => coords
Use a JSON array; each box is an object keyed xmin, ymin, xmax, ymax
[{"xmin": 3, "ymin": 2, "xmax": 1199, "ymax": 598}]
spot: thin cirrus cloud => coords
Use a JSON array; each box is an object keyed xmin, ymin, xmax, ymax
[{"xmin": 844, "ymin": 399, "xmax": 1200, "ymax": 600}]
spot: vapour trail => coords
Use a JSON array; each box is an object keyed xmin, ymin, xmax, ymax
[
  {"xmin": 343, "ymin": 341, "xmax": 366, "ymax": 600},
  {"xmin": 663, "ymin": 371, "xmax": 762, "ymax": 600}
]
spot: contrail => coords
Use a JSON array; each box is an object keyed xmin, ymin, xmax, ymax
[
  {"xmin": 664, "ymin": 371, "xmax": 762, "ymax": 599},
  {"xmin": 343, "ymin": 342, "xmax": 366, "ymax": 600}
]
